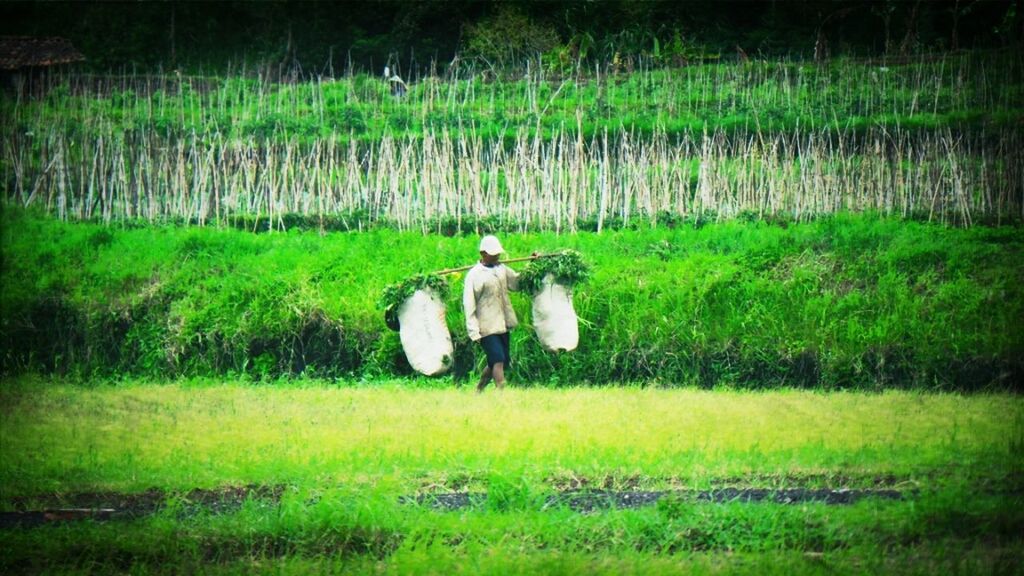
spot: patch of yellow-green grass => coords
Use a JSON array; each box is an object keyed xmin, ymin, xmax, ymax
[
  {"xmin": 1, "ymin": 378, "xmax": 1020, "ymax": 496},
  {"xmin": 209, "ymin": 544, "xmax": 1024, "ymax": 576}
]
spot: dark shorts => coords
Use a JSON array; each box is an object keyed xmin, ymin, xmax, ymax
[{"xmin": 479, "ymin": 332, "xmax": 511, "ymax": 369}]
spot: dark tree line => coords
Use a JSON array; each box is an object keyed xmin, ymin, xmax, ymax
[{"xmin": 2, "ymin": 1, "xmax": 1020, "ymax": 74}]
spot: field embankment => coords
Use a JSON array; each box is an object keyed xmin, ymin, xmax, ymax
[{"xmin": 2, "ymin": 208, "xmax": 1021, "ymax": 389}]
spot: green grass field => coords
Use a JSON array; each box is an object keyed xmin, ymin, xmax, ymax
[{"xmin": 1, "ymin": 379, "xmax": 1021, "ymax": 573}]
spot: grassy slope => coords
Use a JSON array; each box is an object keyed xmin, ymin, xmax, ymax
[
  {"xmin": 0, "ymin": 380, "xmax": 1021, "ymax": 574},
  {"xmin": 2, "ymin": 208, "xmax": 1022, "ymax": 388}
]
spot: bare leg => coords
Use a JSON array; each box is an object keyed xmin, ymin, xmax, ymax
[
  {"xmin": 492, "ymin": 362, "xmax": 506, "ymax": 390},
  {"xmin": 476, "ymin": 365, "xmax": 493, "ymax": 393}
]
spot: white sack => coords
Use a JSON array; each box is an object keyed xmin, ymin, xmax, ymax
[
  {"xmin": 398, "ymin": 288, "xmax": 454, "ymax": 375},
  {"xmin": 532, "ymin": 273, "xmax": 579, "ymax": 352}
]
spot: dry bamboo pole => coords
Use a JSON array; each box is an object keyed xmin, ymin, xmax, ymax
[
  {"xmin": 448, "ymin": 130, "xmax": 464, "ymax": 233},
  {"xmin": 214, "ymin": 140, "xmax": 228, "ymax": 225},
  {"xmin": 241, "ymin": 145, "xmax": 258, "ymax": 217},
  {"xmin": 55, "ymin": 135, "xmax": 68, "ymax": 221},
  {"xmin": 446, "ymin": 129, "xmax": 460, "ymax": 223},
  {"xmin": 192, "ymin": 137, "xmax": 209, "ymax": 224},
  {"xmin": 504, "ymin": 133, "xmax": 520, "ymax": 227},
  {"xmin": 372, "ymin": 137, "xmax": 387, "ymax": 223},
  {"xmin": 634, "ymin": 137, "xmax": 650, "ymax": 223},
  {"xmin": 567, "ymin": 110, "xmax": 584, "ymax": 231},
  {"xmin": 422, "ymin": 131, "xmax": 435, "ymax": 229},
  {"xmin": 115, "ymin": 137, "xmax": 130, "ymax": 221},
  {"xmin": 261, "ymin": 143, "xmax": 274, "ymax": 230},
  {"xmin": 312, "ymin": 140, "xmax": 324, "ymax": 227},
  {"xmin": 431, "ymin": 130, "xmax": 445, "ymax": 229},
  {"xmin": 281, "ymin": 140, "xmax": 295, "ymax": 218},
  {"xmin": 27, "ymin": 132, "xmax": 52, "ymax": 211},
  {"xmin": 338, "ymin": 138, "xmax": 356, "ymax": 216},
  {"xmin": 792, "ymin": 132, "xmax": 805, "ymax": 221},
  {"xmin": 896, "ymin": 130, "xmax": 909, "ymax": 219},
  {"xmin": 943, "ymin": 130, "xmax": 972, "ymax": 227},
  {"xmin": 84, "ymin": 136, "xmax": 100, "ymax": 220},
  {"xmin": 546, "ymin": 129, "xmax": 560, "ymax": 233},
  {"xmin": 286, "ymin": 140, "xmax": 300, "ymax": 216},
  {"xmin": 4, "ymin": 134, "xmax": 25, "ymax": 203},
  {"xmin": 321, "ymin": 137, "xmax": 335, "ymax": 217},
  {"xmin": 137, "ymin": 134, "xmax": 151, "ymax": 222},
  {"xmin": 69, "ymin": 131, "xmax": 85, "ymax": 220},
  {"xmin": 597, "ymin": 128, "xmax": 609, "ymax": 232},
  {"xmin": 526, "ymin": 124, "xmax": 542, "ymax": 231},
  {"xmin": 398, "ymin": 138, "xmax": 413, "ymax": 230},
  {"xmin": 100, "ymin": 135, "xmax": 112, "ymax": 223},
  {"xmin": 299, "ymin": 140, "xmax": 315, "ymax": 215},
  {"xmin": 697, "ymin": 131, "xmax": 713, "ymax": 218}
]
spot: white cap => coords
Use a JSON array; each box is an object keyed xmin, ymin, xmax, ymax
[{"xmin": 479, "ymin": 235, "xmax": 504, "ymax": 255}]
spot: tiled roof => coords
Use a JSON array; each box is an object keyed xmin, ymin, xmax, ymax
[{"xmin": 0, "ymin": 36, "xmax": 85, "ymax": 70}]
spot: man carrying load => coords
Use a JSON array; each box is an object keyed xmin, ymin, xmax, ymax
[{"xmin": 463, "ymin": 235, "xmax": 534, "ymax": 392}]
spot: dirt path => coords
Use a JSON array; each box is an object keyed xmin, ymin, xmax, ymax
[
  {"xmin": 1, "ymin": 485, "xmax": 284, "ymax": 528},
  {"xmin": 406, "ymin": 487, "xmax": 907, "ymax": 513},
  {"xmin": 1, "ymin": 485, "xmax": 912, "ymax": 528}
]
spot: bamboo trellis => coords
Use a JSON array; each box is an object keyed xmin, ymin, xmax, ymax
[{"xmin": 3, "ymin": 126, "xmax": 1022, "ymax": 229}]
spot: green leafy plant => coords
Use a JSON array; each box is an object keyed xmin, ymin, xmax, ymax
[
  {"xmin": 378, "ymin": 274, "xmax": 451, "ymax": 330},
  {"xmin": 518, "ymin": 250, "xmax": 591, "ymax": 295}
]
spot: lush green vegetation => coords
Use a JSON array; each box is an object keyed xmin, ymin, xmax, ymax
[
  {"xmin": 1, "ymin": 380, "xmax": 1021, "ymax": 573},
  {"xmin": 3, "ymin": 207, "xmax": 1021, "ymax": 389},
  {"xmin": 3, "ymin": 1, "xmax": 1018, "ymax": 72}
]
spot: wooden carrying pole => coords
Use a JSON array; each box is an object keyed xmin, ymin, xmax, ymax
[{"xmin": 433, "ymin": 253, "xmax": 556, "ymax": 276}]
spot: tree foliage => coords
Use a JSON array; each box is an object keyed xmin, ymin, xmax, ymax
[
  {"xmin": 0, "ymin": 1, "xmax": 1018, "ymax": 74},
  {"xmin": 463, "ymin": 5, "xmax": 560, "ymax": 71}
]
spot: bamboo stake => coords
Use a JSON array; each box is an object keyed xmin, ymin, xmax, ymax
[{"xmin": 6, "ymin": 60, "xmax": 1024, "ymax": 230}]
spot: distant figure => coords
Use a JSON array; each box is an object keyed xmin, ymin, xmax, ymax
[
  {"xmin": 384, "ymin": 65, "xmax": 407, "ymax": 97},
  {"xmin": 463, "ymin": 235, "xmax": 534, "ymax": 392},
  {"xmin": 387, "ymin": 72, "xmax": 407, "ymax": 97}
]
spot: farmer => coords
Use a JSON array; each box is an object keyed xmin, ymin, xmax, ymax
[{"xmin": 463, "ymin": 235, "xmax": 533, "ymax": 392}]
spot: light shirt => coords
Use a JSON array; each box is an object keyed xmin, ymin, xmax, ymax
[{"xmin": 463, "ymin": 262, "xmax": 520, "ymax": 341}]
